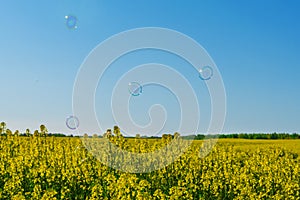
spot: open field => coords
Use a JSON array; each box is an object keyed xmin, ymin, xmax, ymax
[{"xmin": 0, "ymin": 135, "xmax": 299, "ymax": 199}]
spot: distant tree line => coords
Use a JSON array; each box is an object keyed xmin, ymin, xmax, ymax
[
  {"xmin": 182, "ymin": 133, "xmax": 300, "ymax": 140},
  {"xmin": 0, "ymin": 122, "xmax": 74, "ymax": 137},
  {"xmin": 217, "ymin": 132, "xmax": 300, "ymax": 139},
  {"xmin": 1, "ymin": 122, "xmax": 299, "ymax": 139}
]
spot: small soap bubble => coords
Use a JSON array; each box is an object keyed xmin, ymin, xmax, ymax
[
  {"xmin": 128, "ymin": 82, "xmax": 142, "ymax": 96},
  {"xmin": 65, "ymin": 15, "xmax": 78, "ymax": 29},
  {"xmin": 199, "ymin": 66, "xmax": 213, "ymax": 80},
  {"xmin": 66, "ymin": 116, "xmax": 79, "ymax": 130}
]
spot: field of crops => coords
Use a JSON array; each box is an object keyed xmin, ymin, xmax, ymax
[{"xmin": 0, "ymin": 132, "xmax": 299, "ymax": 199}]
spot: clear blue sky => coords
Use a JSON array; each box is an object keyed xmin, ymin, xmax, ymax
[{"xmin": 0, "ymin": 0, "xmax": 299, "ymax": 135}]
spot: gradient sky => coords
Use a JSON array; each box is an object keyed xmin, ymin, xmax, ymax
[{"xmin": 0, "ymin": 0, "xmax": 299, "ymax": 135}]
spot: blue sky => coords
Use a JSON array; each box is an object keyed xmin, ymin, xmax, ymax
[{"xmin": 0, "ymin": 1, "xmax": 299, "ymax": 135}]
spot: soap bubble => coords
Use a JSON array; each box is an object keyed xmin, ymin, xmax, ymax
[
  {"xmin": 66, "ymin": 116, "xmax": 79, "ymax": 130},
  {"xmin": 128, "ymin": 82, "xmax": 142, "ymax": 96},
  {"xmin": 199, "ymin": 66, "xmax": 213, "ymax": 80},
  {"xmin": 65, "ymin": 15, "xmax": 78, "ymax": 29}
]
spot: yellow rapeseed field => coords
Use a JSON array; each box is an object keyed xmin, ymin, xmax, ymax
[{"xmin": 0, "ymin": 133, "xmax": 299, "ymax": 199}]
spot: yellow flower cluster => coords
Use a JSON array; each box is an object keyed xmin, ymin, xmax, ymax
[{"xmin": 0, "ymin": 134, "xmax": 299, "ymax": 199}]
